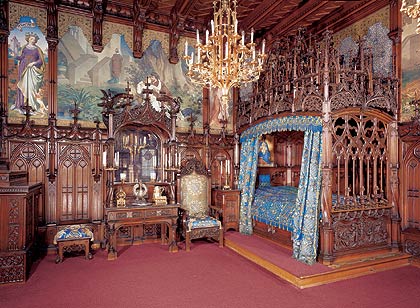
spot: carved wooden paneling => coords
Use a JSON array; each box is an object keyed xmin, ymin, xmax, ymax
[
  {"xmin": 57, "ymin": 143, "xmax": 93, "ymax": 223},
  {"xmin": 331, "ymin": 112, "xmax": 390, "ymax": 210},
  {"xmin": 401, "ymin": 142, "xmax": 420, "ymax": 230},
  {"xmin": 9, "ymin": 141, "xmax": 47, "ymax": 185},
  {"xmin": 273, "ymin": 131, "xmax": 304, "ymax": 168},
  {"xmin": 332, "ymin": 209, "xmax": 391, "ymax": 254}
]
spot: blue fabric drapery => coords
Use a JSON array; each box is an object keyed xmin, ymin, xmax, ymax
[
  {"xmin": 238, "ymin": 116, "xmax": 323, "ymax": 264},
  {"xmin": 238, "ymin": 137, "xmax": 259, "ymax": 235},
  {"xmin": 293, "ymin": 129, "xmax": 322, "ymax": 264}
]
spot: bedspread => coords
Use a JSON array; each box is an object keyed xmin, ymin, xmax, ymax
[{"xmin": 251, "ymin": 186, "xmax": 298, "ymax": 232}]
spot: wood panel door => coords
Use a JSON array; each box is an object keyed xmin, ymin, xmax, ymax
[
  {"xmin": 57, "ymin": 143, "xmax": 92, "ymax": 223},
  {"xmin": 402, "ymin": 143, "xmax": 420, "ymax": 230}
]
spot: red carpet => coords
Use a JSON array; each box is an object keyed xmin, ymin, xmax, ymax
[{"xmin": 1, "ymin": 241, "xmax": 420, "ymax": 308}]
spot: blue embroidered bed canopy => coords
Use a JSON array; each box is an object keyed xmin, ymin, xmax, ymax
[{"xmin": 238, "ymin": 116, "xmax": 323, "ymax": 264}]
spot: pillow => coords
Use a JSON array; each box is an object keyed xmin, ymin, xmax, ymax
[{"xmin": 259, "ymin": 174, "xmax": 271, "ymax": 186}]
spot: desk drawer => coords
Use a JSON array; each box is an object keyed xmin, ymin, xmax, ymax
[{"xmin": 144, "ymin": 208, "xmax": 177, "ymax": 218}]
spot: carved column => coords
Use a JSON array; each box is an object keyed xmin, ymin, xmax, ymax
[
  {"xmin": 389, "ymin": 121, "xmax": 402, "ymax": 250},
  {"xmin": 319, "ymin": 31, "xmax": 334, "ymax": 264},
  {"xmin": 46, "ymin": 0, "xmax": 58, "ymax": 117},
  {"xmin": 133, "ymin": 2, "xmax": 148, "ymax": 58},
  {"xmin": 169, "ymin": 13, "xmax": 185, "ymax": 64},
  {"xmin": 388, "ymin": 0, "xmax": 402, "ymax": 251},
  {"xmin": 46, "ymin": 115, "xmax": 57, "ymax": 225},
  {"xmin": 389, "ymin": 0, "xmax": 402, "ymax": 121},
  {"xmin": 0, "ymin": 0, "xmax": 9, "ymax": 113},
  {"xmin": 45, "ymin": 0, "xmax": 59, "ymax": 226},
  {"xmin": 169, "ymin": 0, "xmax": 197, "ymax": 63},
  {"xmin": 92, "ymin": 0, "xmax": 105, "ymax": 52}
]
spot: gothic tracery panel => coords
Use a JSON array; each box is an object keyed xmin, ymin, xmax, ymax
[{"xmin": 57, "ymin": 144, "xmax": 92, "ymax": 223}]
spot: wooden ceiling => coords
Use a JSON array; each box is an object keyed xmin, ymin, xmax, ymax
[{"xmin": 104, "ymin": 0, "xmax": 389, "ymax": 40}]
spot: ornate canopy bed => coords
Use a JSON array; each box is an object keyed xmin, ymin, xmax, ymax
[{"xmin": 237, "ymin": 30, "xmax": 399, "ymax": 265}]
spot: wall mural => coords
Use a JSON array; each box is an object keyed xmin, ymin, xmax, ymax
[
  {"xmin": 8, "ymin": 16, "xmax": 49, "ymax": 123},
  {"xmin": 209, "ymin": 87, "xmax": 233, "ymax": 132},
  {"xmin": 401, "ymin": 15, "xmax": 420, "ymax": 122},
  {"xmin": 57, "ymin": 26, "xmax": 202, "ymax": 130}
]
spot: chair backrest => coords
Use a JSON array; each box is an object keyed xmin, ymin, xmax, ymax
[{"xmin": 178, "ymin": 158, "xmax": 210, "ymax": 217}]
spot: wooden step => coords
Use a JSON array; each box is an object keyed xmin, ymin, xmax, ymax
[{"xmin": 225, "ymin": 237, "xmax": 411, "ymax": 289}]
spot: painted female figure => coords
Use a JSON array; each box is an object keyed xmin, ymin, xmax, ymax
[
  {"xmin": 12, "ymin": 32, "xmax": 46, "ymax": 114},
  {"xmin": 258, "ymin": 135, "xmax": 272, "ymax": 165}
]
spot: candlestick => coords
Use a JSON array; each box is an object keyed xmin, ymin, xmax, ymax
[
  {"xmin": 102, "ymin": 151, "xmax": 107, "ymax": 167},
  {"xmin": 114, "ymin": 152, "xmax": 119, "ymax": 168},
  {"xmin": 120, "ymin": 172, "xmax": 126, "ymax": 183},
  {"xmin": 108, "ymin": 114, "xmax": 113, "ymax": 138},
  {"xmin": 220, "ymin": 160, "xmax": 223, "ymax": 188},
  {"xmin": 234, "ymin": 138, "xmax": 240, "ymax": 165}
]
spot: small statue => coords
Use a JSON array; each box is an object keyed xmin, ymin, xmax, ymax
[
  {"xmin": 153, "ymin": 186, "xmax": 167, "ymax": 205},
  {"xmin": 116, "ymin": 187, "xmax": 126, "ymax": 207},
  {"xmin": 132, "ymin": 179, "xmax": 148, "ymax": 205}
]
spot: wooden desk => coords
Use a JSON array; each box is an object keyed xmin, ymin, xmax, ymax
[{"xmin": 105, "ymin": 204, "xmax": 179, "ymax": 260}]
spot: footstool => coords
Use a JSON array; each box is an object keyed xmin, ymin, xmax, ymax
[{"xmin": 54, "ymin": 225, "xmax": 94, "ymax": 263}]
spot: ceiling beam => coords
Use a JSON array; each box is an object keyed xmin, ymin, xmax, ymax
[
  {"xmin": 241, "ymin": 0, "xmax": 287, "ymax": 30},
  {"xmin": 172, "ymin": 0, "xmax": 198, "ymax": 16},
  {"xmin": 266, "ymin": 0, "xmax": 329, "ymax": 38},
  {"xmin": 312, "ymin": 0, "xmax": 389, "ymax": 35}
]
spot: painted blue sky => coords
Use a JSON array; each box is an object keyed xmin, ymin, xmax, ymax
[{"xmin": 8, "ymin": 16, "xmax": 48, "ymax": 57}]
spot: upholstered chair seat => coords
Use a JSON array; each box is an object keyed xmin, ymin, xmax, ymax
[{"xmin": 178, "ymin": 158, "xmax": 223, "ymax": 251}]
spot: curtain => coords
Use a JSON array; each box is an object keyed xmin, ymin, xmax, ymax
[
  {"xmin": 238, "ymin": 116, "xmax": 323, "ymax": 264},
  {"xmin": 292, "ymin": 130, "xmax": 323, "ymax": 264},
  {"xmin": 238, "ymin": 137, "xmax": 259, "ymax": 234}
]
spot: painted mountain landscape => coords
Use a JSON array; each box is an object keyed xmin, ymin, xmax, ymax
[{"xmin": 57, "ymin": 26, "xmax": 202, "ymax": 129}]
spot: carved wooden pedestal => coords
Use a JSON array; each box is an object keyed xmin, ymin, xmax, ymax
[
  {"xmin": 0, "ymin": 182, "xmax": 43, "ymax": 284},
  {"xmin": 212, "ymin": 189, "xmax": 240, "ymax": 232}
]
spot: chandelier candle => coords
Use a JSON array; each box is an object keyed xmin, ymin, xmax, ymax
[{"xmin": 184, "ymin": 0, "xmax": 266, "ymax": 123}]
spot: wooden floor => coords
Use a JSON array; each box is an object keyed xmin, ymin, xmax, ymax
[{"xmin": 225, "ymin": 236, "xmax": 412, "ymax": 289}]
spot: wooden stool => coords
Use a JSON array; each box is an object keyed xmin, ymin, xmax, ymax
[
  {"xmin": 56, "ymin": 238, "xmax": 92, "ymax": 263},
  {"xmin": 54, "ymin": 225, "xmax": 94, "ymax": 263}
]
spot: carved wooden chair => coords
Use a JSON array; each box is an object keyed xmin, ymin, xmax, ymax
[{"xmin": 178, "ymin": 158, "xmax": 223, "ymax": 251}]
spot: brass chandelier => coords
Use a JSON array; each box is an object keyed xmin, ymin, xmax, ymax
[
  {"xmin": 183, "ymin": 0, "xmax": 266, "ymax": 123},
  {"xmin": 401, "ymin": 0, "xmax": 420, "ymax": 33}
]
